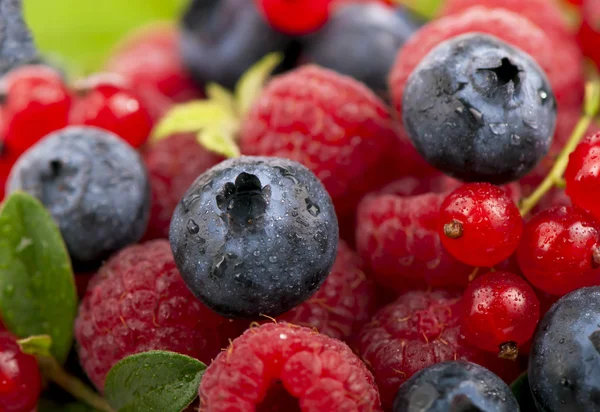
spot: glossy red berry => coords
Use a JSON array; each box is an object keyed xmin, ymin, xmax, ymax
[
  {"xmin": 255, "ymin": 0, "xmax": 332, "ymax": 34},
  {"xmin": 517, "ymin": 206, "xmax": 600, "ymax": 296},
  {"xmin": 1, "ymin": 65, "xmax": 72, "ymax": 154},
  {"xmin": 577, "ymin": 0, "xmax": 600, "ymax": 67},
  {"xmin": 70, "ymin": 75, "xmax": 153, "ymax": 148},
  {"xmin": 461, "ymin": 271, "xmax": 539, "ymax": 359},
  {"xmin": 0, "ymin": 332, "xmax": 42, "ymax": 412},
  {"xmin": 439, "ymin": 183, "xmax": 523, "ymax": 267},
  {"xmin": 565, "ymin": 132, "xmax": 600, "ymax": 220}
]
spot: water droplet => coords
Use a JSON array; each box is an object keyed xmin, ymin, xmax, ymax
[
  {"xmin": 539, "ymin": 89, "xmax": 549, "ymax": 103},
  {"xmin": 253, "ymin": 250, "xmax": 261, "ymax": 257},
  {"xmin": 468, "ymin": 107, "xmax": 484, "ymax": 125},
  {"xmin": 269, "ymin": 256, "xmax": 278, "ymax": 263},
  {"xmin": 489, "ymin": 123, "xmax": 508, "ymax": 135},
  {"xmin": 305, "ymin": 198, "xmax": 320, "ymax": 217},
  {"xmin": 296, "ymin": 217, "xmax": 309, "ymax": 227},
  {"xmin": 510, "ymin": 134, "xmax": 521, "ymax": 145},
  {"xmin": 274, "ymin": 166, "xmax": 298, "ymax": 184},
  {"xmin": 291, "ymin": 210, "xmax": 298, "ymax": 217},
  {"xmin": 4, "ymin": 285, "xmax": 14, "ymax": 297},
  {"xmin": 455, "ymin": 106, "xmax": 464, "ymax": 114},
  {"xmin": 524, "ymin": 118, "xmax": 539, "ymax": 130},
  {"xmin": 187, "ymin": 219, "xmax": 200, "ymax": 234}
]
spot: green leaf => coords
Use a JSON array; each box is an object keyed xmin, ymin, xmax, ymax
[
  {"xmin": 0, "ymin": 192, "xmax": 77, "ymax": 364},
  {"xmin": 397, "ymin": 0, "xmax": 441, "ymax": 20},
  {"xmin": 23, "ymin": 0, "xmax": 187, "ymax": 74},
  {"xmin": 105, "ymin": 350, "xmax": 206, "ymax": 412},
  {"xmin": 38, "ymin": 398, "xmax": 100, "ymax": 412},
  {"xmin": 206, "ymin": 83, "xmax": 236, "ymax": 115},
  {"xmin": 17, "ymin": 334, "xmax": 52, "ymax": 357},
  {"xmin": 150, "ymin": 100, "xmax": 236, "ymax": 142},
  {"xmin": 235, "ymin": 52, "xmax": 283, "ymax": 117},
  {"xmin": 511, "ymin": 372, "xmax": 539, "ymax": 411},
  {"xmin": 197, "ymin": 123, "xmax": 240, "ymax": 159}
]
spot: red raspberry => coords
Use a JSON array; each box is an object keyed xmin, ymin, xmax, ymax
[
  {"xmin": 389, "ymin": 7, "xmax": 584, "ymax": 116},
  {"xmin": 75, "ymin": 240, "xmax": 236, "ymax": 391},
  {"xmin": 142, "ymin": 134, "xmax": 224, "ymax": 240},
  {"xmin": 577, "ymin": 0, "xmax": 600, "ymax": 67},
  {"xmin": 357, "ymin": 289, "xmax": 519, "ymax": 410},
  {"xmin": 277, "ymin": 240, "xmax": 376, "ymax": 342},
  {"xmin": 356, "ymin": 192, "xmax": 473, "ymax": 290},
  {"xmin": 199, "ymin": 322, "xmax": 382, "ymax": 411},
  {"xmin": 239, "ymin": 65, "xmax": 397, "ymax": 216},
  {"xmin": 377, "ymin": 174, "xmax": 461, "ymax": 197},
  {"xmin": 565, "ymin": 132, "xmax": 600, "ymax": 220}
]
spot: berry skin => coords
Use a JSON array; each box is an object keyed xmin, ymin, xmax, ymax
[
  {"xmin": 356, "ymin": 192, "xmax": 473, "ymax": 290},
  {"xmin": 1, "ymin": 65, "xmax": 72, "ymax": 154},
  {"xmin": 357, "ymin": 289, "xmax": 519, "ymax": 410},
  {"xmin": 255, "ymin": 0, "xmax": 331, "ymax": 35},
  {"xmin": 239, "ymin": 65, "xmax": 396, "ymax": 215},
  {"xmin": 439, "ymin": 183, "xmax": 523, "ymax": 267},
  {"xmin": 577, "ymin": 0, "xmax": 600, "ymax": 68},
  {"xmin": 277, "ymin": 240, "xmax": 376, "ymax": 342},
  {"xmin": 529, "ymin": 286, "xmax": 600, "ymax": 411},
  {"xmin": 75, "ymin": 240, "xmax": 235, "ymax": 391},
  {"xmin": 142, "ymin": 133, "xmax": 224, "ymax": 240},
  {"xmin": 199, "ymin": 322, "xmax": 382, "ymax": 411},
  {"xmin": 461, "ymin": 272, "xmax": 539, "ymax": 358},
  {"xmin": 403, "ymin": 33, "xmax": 556, "ymax": 184},
  {"xmin": 7, "ymin": 126, "xmax": 150, "ymax": 265},
  {"xmin": 517, "ymin": 206, "xmax": 600, "ymax": 296},
  {"xmin": 390, "ymin": 7, "xmax": 584, "ymax": 117},
  {"xmin": 302, "ymin": 2, "xmax": 416, "ymax": 96},
  {"xmin": 393, "ymin": 361, "xmax": 519, "ymax": 412},
  {"xmin": 180, "ymin": 0, "xmax": 293, "ymax": 90},
  {"xmin": 69, "ymin": 77, "xmax": 153, "ymax": 148},
  {"xmin": 565, "ymin": 132, "xmax": 600, "ymax": 221},
  {"xmin": 0, "ymin": 332, "xmax": 41, "ymax": 412},
  {"xmin": 169, "ymin": 156, "xmax": 339, "ymax": 318}
]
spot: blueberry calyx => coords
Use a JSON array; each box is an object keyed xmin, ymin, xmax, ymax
[
  {"xmin": 478, "ymin": 57, "xmax": 521, "ymax": 88},
  {"xmin": 589, "ymin": 330, "xmax": 600, "ymax": 354},
  {"xmin": 216, "ymin": 172, "xmax": 271, "ymax": 228}
]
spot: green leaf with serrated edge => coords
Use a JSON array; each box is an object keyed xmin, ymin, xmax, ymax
[
  {"xmin": 105, "ymin": 350, "xmax": 206, "ymax": 412},
  {"xmin": 38, "ymin": 398, "xmax": 100, "ymax": 412},
  {"xmin": 235, "ymin": 52, "xmax": 284, "ymax": 117},
  {"xmin": 0, "ymin": 192, "xmax": 77, "ymax": 364},
  {"xmin": 17, "ymin": 334, "xmax": 52, "ymax": 357},
  {"xmin": 206, "ymin": 83, "xmax": 236, "ymax": 115},
  {"xmin": 150, "ymin": 100, "xmax": 236, "ymax": 142},
  {"xmin": 197, "ymin": 123, "xmax": 241, "ymax": 158},
  {"xmin": 511, "ymin": 372, "xmax": 539, "ymax": 411}
]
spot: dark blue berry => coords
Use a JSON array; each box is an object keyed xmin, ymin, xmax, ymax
[
  {"xmin": 402, "ymin": 33, "xmax": 556, "ymax": 184},
  {"xmin": 6, "ymin": 126, "xmax": 150, "ymax": 265},
  {"xmin": 302, "ymin": 3, "xmax": 416, "ymax": 97},
  {"xmin": 0, "ymin": 0, "xmax": 38, "ymax": 76},
  {"xmin": 393, "ymin": 361, "xmax": 519, "ymax": 412},
  {"xmin": 169, "ymin": 156, "xmax": 339, "ymax": 318},
  {"xmin": 179, "ymin": 0, "xmax": 293, "ymax": 90},
  {"xmin": 529, "ymin": 286, "xmax": 600, "ymax": 412}
]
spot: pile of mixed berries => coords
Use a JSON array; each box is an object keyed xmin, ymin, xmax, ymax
[{"xmin": 2, "ymin": 0, "xmax": 600, "ymax": 411}]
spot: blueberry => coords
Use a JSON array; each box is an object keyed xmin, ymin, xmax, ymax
[
  {"xmin": 402, "ymin": 33, "xmax": 556, "ymax": 184},
  {"xmin": 393, "ymin": 361, "xmax": 519, "ymax": 412},
  {"xmin": 180, "ymin": 0, "xmax": 294, "ymax": 90},
  {"xmin": 0, "ymin": 0, "xmax": 39, "ymax": 76},
  {"xmin": 169, "ymin": 156, "xmax": 339, "ymax": 318},
  {"xmin": 6, "ymin": 126, "xmax": 150, "ymax": 265},
  {"xmin": 529, "ymin": 286, "xmax": 600, "ymax": 411},
  {"xmin": 302, "ymin": 3, "xmax": 416, "ymax": 96}
]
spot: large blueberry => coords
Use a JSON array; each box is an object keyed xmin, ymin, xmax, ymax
[
  {"xmin": 402, "ymin": 33, "xmax": 556, "ymax": 184},
  {"xmin": 169, "ymin": 156, "xmax": 338, "ymax": 318},
  {"xmin": 6, "ymin": 126, "xmax": 150, "ymax": 265}
]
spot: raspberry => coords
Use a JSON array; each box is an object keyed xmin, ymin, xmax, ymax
[
  {"xmin": 389, "ymin": 7, "xmax": 584, "ymax": 116},
  {"xmin": 577, "ymin": 0, "xmax": 600, "ymax": 67},
  {"xmin": 199, "ymin": 322, "xmax": 382, "ymax": 411},
  {"xmin": 277, "ymin": 240, "xmax": 376, "ymax": 343},
  {"xmin": 0, "ymin": 331, "xmax": 41, "ymax": 412},
  {"xmin": 357, "ymin": 289, "xmax": 519, "ymax": 410},
  {"xmin": 356, "ymin": 192, "xmax": 473, "ymax": 290},
  {"xmin": 75, "ymin": 240, "xmax": 235, "ymax": 391},
  {"xmin": 239, "ymin": 65, "xmax": 396, "ymax": 216},
  {"xmin": 142, "ymin": 134, "xmax": 223, "ymax": 240}
]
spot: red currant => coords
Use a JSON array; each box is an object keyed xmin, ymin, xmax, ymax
[
  {"xmin": 70, "ymin": 75, "xmax": 153, "ymax": 148},
  {"xmin": 577, "ymin": 0, "xmax": 600, "ymax": 66},
  {"xmin": 439, "ymin": 183, "xmax": 523, "ymax": 267},
  {"xmin": 1, "ymin": 65, "xmax": 72, "ymax": 154},
  {"xmin": 517, "ymin": 206, "xmax": 600, "ymax": 296},
  {"xmin": 0, "ymin": 332, "xmax": 41, "ymax": 412},
  {"xmin": 255, "ymin": 0, "xmax": 332, "ymax": 35},
  {"xmin": 565, "ymin": 131, "xmax": 600, "ymax": 220}
]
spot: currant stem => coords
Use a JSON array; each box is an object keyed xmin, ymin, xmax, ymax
[
  {"xmin": 519, "ymin": 81, "xmax": 600, "ymax": 216},
  {"xmin": 37, "ymin": 355, "xmax": 114, "ymax": 412}
]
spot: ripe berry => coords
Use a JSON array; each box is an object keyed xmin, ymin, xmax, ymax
[
  {"xmin": 69, "ymin": 76, "xmax": 153, "ymax": 148},
  {"xmin": 565, "ymin": 132, "xmax": 600, "ymax": 220},
  {"xmin": 439, "ymin": 183, "xmax": 523, "ymax": 267},
  {"xmin": 517, "ymin": 206, "xmax": 600, "ymax": 296},
  {"xmin": 577, "ymin": 0, "xmax": 600, "ymax": 68},
  {"xmin": 461, "ymin": 272, "xmax": 539, "ymax": 359},
  {"xmin": 1, "ymin": 65, "xmax": 72, "ymax": 154},
  {"xmin": 255, "ymin": 0, "xmax": 331, "ymax": 35},
  {"xmin": 0, "ymin": 331, "xmax": 42, "ymax": 412},
  {"xmin": 169, "ymin": 156, "xmax": 339, "ymax": 318},
  {"xmin": 402, "ymin": 33, "xmax": 556, "ymax": 184},
  {"xmin": 393, "ymin": 361, "xmax": 519, "ymax": 412}
]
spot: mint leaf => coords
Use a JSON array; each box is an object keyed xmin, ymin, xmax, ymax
[
  {"xmin": 105, "ymin": 351, "xmax": 206, "ymax": 412},
  {"xmin": 197, "ymin": 124, "xmax": 240, "ymax": 158},
  {"xmin": 38, "ymin": 398, "xmax": 100, "ymax": 412},
  {"xmin": 0, "ymin": 192, "xmax": 77, "ymax": 364},
  {"xmin": 17, "ymin": 334, "xmax": 52, "ymax": 357},
  {"xmin": 235, "ymin": 52, "xmax": 283, "ymax": 116}
]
